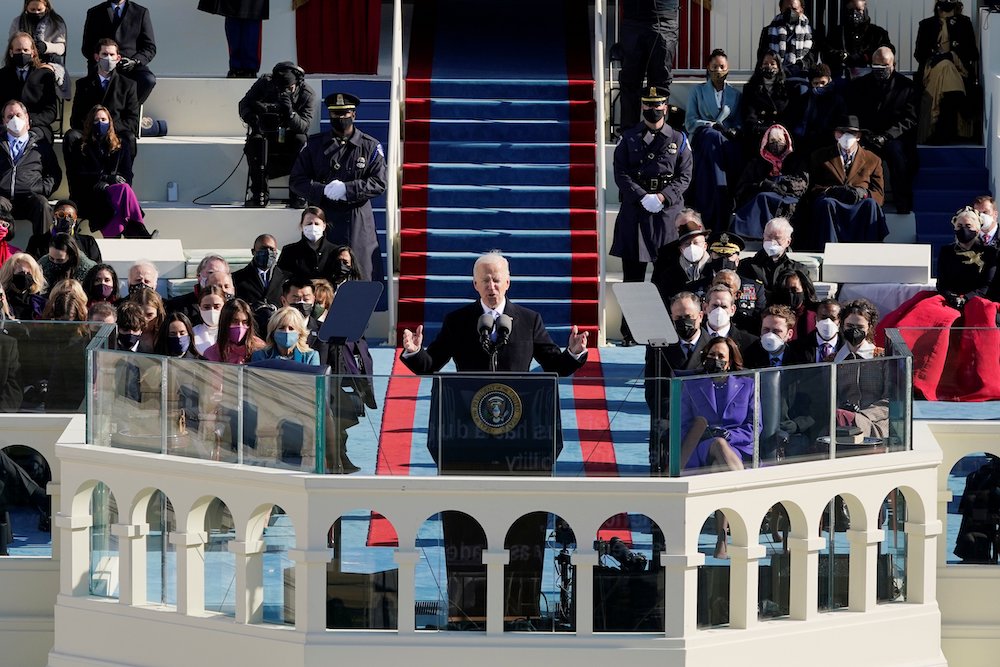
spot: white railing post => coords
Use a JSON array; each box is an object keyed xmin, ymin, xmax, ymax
[
  {"xmin": 595, "ymin": 0, "xmax": 609, "ymax": 345},
  {"xmin": 386, "ymin": 0, "xmax": 404, "ymax": 345}
]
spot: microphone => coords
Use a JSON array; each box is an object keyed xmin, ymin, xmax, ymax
[
  {"xmin": 495, "ymin": 314, "xmax": 512, "ymax": 347},
  {"xmin": 477, "ymin": 313, "xmax": 495, "ymax": 352}
]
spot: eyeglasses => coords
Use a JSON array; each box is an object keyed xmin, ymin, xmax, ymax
[{"xmin": 0, "ymin": 220, "xmax": 10, "ymax": 230}]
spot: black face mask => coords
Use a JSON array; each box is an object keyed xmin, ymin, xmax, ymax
[
  {"xmin": 253, "ymin": 248, "xmax": 277, "ymax": 271},
  {"xmin": 53, "ymin": 216, "xmax": 76, "ymax": 235},
  {"xmin": 843, "ymin": 326, "xmax": 867, "ymax": 346},
  {"xmin": 936, "ymin": 1, "xmax": 957, "ymax": 13},
  {"xmin": 335, "ymin": 260, "xmax": 352, "ymax": 280},
  {"xmin": 128, "ymin": 282, "xmax": 150, "ymax": 297},
  {"xmin": 166, "ymin": 335, "xmax": 190, "ymax": 357},
  {"xmin": 872, "ymin": 66, "xmax": 891, "ymax": 81},
  {"xmin": 849, "ymin": 10, "xmax": 867, "ymax": 26},
  {"xmin": 642, "ymin": 107, "xmax": 665, "ymax": 124},
  {"xmin": 784, "ymin": 290, "xmax": 804, "ymax": 309},
  {"xmin": 703, "ymin": 357, "xmax": 727, "ymax": 374},
  {"xmin": 11, "ymin": 272, "xmax": 33, "ymax": 292},
  {"xmin": 761, "ymin": 68, "xmax": 777, "ymax": 80},
  {"xmin": 331, "ymin": 116, "xmax": 354, "ymax": 134},
  {"xmin": 782, "ymin": 8, "xmax": 797, "ymax": 22},
  {"xmin": 673, "ymin": 316, "xmax": 697, "ymax": 341},
  {"xmin": 291, "ymin": 301, "xmax": 313, "ymax": 319},
  {"xmin": 12, "ymin": 53, "xmax": 31, "ymax": 68},
  {"xmin": 117, "ymin": 332, "xmax": 140, "ymax": 350},
  {"xmin": 956, "ymin": 227, "xmax": 978, "ymax": 244}
]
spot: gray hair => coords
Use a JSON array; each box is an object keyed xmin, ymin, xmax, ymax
[
  {"xmin": 473, "ymin": 252, "xmax": 510, "ymax": 277},
  {"xmin": 128, "ymin": 260, "xmax": 158, "ymax": 283},
  {"xmin": 197, "ymin": 254, "xmax": 230, "ymax": 280},
  {"xmin": 764, "ymin": 217, "xmax": 794, "ymax": 239}
]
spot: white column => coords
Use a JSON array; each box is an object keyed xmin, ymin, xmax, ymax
[
  {"xmin": 728, "ymin": 544, "xmax": 766, "ymax": 629},
  {"xmin": 847, "ymin": 529, "xmax": 883, "ymax": 612},
  {"xmin": 394, "ymin": 550, "xmax": 419, "ymax": 634},
  {"xmin": 787, "ymin": 536, "xmax": 825, "ymax": 620},
  {"xmin": 289, "ymin": 548, "xmax": 334, "ymax": 634},
  {"xmin": 171, "ymin": 531, "xmax": 207, "ymax": 615},
  {"xmin": 481, "ymin": 549, "xmax": 510, "ymax": 636},
  {"xmin": 904, "ymin": 520, "xmax": 942, "ymax": 604},
  {"xmin": 229, "ymin": 539, "xmax": 265, "ymax": 624},
  {"xmin": 571, "ymin": 550, "xmax": 599, "ymax": 636},
  {"xmin": 662, "ymin": 552, "xmax": 704, "ymax": 638},
  {"xmin": 56, "ymin": 513, "xmax": 93, "ymax": 597},
  {"xmin": 112, "ymin": 522, "xmax": 149, "ymax": 605}
]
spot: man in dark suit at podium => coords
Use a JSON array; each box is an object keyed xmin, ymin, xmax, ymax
[{"xmin": 399, "ymin": 252, "xmax": 588, "ymax": 625}]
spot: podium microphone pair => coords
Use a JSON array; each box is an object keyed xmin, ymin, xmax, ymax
[{"xmin": 478, "ymin": 312, "xmax": 512, "ymax": 353}]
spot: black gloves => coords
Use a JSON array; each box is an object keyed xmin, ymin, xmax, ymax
[
  {"xmin": 826, "ymin": 185, "xmax": 867, "ymax": 205},
  {"xmin": 707, "ymin": 426, "xmax": 732, "ymax": 441},
  {"xmin": 866, "ymin": 133, "xmax": 888, "ymax": 150},
  {"xmin": 943, "ymin": 292, "xmax": 966, "ymax": 310},
  {"xmin": 277, "ymin": 92, "xmax": 295, "ymax": 119},
  {"xmin": 34, "ymin": 39, "xmax": 46, "ymax": 55},
  {"xmin": 118, "ymin": 56, "xmax": 138, "ymax": 72}
]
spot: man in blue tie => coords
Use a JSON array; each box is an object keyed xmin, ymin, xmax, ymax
[
  {"xmin": 81, "ymin": 0, "xmax": 157, "ymax": 104},
  {"xmin": 0, "ymin": 100, "xmax": 60, "ymax": 237}
]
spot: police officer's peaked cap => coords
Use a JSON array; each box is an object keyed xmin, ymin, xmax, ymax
[
  {"xmin": 640, "ymin": 86, "xmax": 668, "ymax": 103},
  {"xmin": 325, "ymin": 92, "xmax": 360, "ymax": 111}
]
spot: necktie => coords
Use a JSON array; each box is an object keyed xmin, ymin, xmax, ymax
[
  {"xmin": 710, "ymin": 331, "xmax": 719, "ymax": 338},
  {"xmin": 769, "ymin": 357, "xmax": 781, "ymax": 367},
  {"xmin": 19, "ymin": 69, "xmax": 27, "ymax": 82},
  {"xmin": 489, "ymin": 311, "xmax": 499, "ymax": 342},
  {"xmin": 11, "ymin": 140, "xmax": 23, "ymax": 161},
  {"xmin": 682, "ymin": 342, "xmax": 693, "ymax": 362},
  {"xmin": 102, "ymin": 78, "xmax": 109, "ymax": 91},
  {"xmin": 260, "ymin": 271, "xmax": 269, "ymax": 289},
  {"xmin": 115, "ymin": 4, "xmax": 123, "ymax": 18}
]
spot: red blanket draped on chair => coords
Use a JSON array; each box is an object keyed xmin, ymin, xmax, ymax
[{"xmin": 295, "ymin": 0, "xmax": 381, "ymax": 74}]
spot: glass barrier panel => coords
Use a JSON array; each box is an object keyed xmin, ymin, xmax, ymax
[
  {"xmin": 242, "ymin": 367, "xmax": 323, "ymax": 471},
  {"xmin": 88, "ymin": 482, "xmax": 119, "ymax": 597},
  {"xmin": 878, "ymin": 489, "xmax": 907, "ymax": 604},
  {"xmin": 593, "ymin": 513, "xmax": 665, "ymax": 633},
  {"xmin": 328, "ymin": 509, "xmax": 399, "ymax": 630},
  {"xmin": 947, "ymin": 453, "xmax": 998, "ymax": 565},
  {"xmin": 755, "ymin": 363, "xmax": 834, "ymax": 466},
  {"xmin": 325, "ymin": 370, "xmax": 384, "ymax": 477},
  {"xmin": 93, "ymin": 351, "xmax": 165, "ymax": 453},
  {"xmin": 833, "ymin": 356, "xmax": 906, "ymax": 460},
  {"xmin": 161, "ymin": 357, "xmax": 235, "ymax": 462},
  {"xmin": 0, "ymin": 444, "xmax": 51, "ymax": 557}
]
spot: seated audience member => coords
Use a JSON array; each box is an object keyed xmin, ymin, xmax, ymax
[
  {"xmin": 115, "ymin": 299, "xmax": 146, "ymax": 352},
  {"xmin": 87, "ymin": 300, "xmax": 116, "ymax": 324},
  {"xmin": 0, "ymin": 213, "xmax": 21, "ymax": 264},
  {"xmin": 770, "ymin": 268, "xmax": 818, "ymax": 341},
  {"xmin": 39, "ymin": 277, "xmax": 86, "ymax": 320},
  {"xmin": 66, "ymin": 105, "xmax": 148, "ymax": 238},
  {"xmin": 0, "ymin": 252, "xmax": 45, "ymax": 318},
  {"xmin": 848, "ymin": 47, "xmax": 919, "ymax": 213},
  {"xmin": 9, "ymin": 1, "xmax": 69, "ymax": 97},
  {"xmin": 758, "ymin": 0, "xmax": 815, "ymax": 85},
  {"xmin": 277, "ymin": 206, "xmax": 342, "ymax": 282},
  {"xmin": 38, "ymin": 233, "xmax": 95, "ymax": 290},
  {"xmin": 250, "ymin": 306, "xmax": 320, "ymax": 365},
  {"xmin": 233, "ymin": 234, "xmax": 286, "ymax": 332},
  {"xmin": 239, "ymin": 61, "xmax": 315, "ymax": 208},
  {"xmin": 201, "ymin": 298, "xmax": 265, "ymax": 364},
  {"xmin": 154, "ymin": 312, "xmax": 198, "ymax": 359},
  {"xmin": 0, "ymin": 32, "xmax": 57, "ymax": 143},
  {"xmin": 805, "ymin": 114, "xmax": 886, "ymax": 249},
  {"xmin": 164, "ymin": 254, "xmax": 229, "ymax": 322},
  {"xmin": 744, "ymin": 304, "xmax": 809, "ymax": 368},
  {"xmin": 311, "ymin": 278, "xmax": 334, "ymax": 321},
  {"xmin": 915, "ymin": 0, "xmax": 979, "ymax": 144},
  {"xmin": 738, "ymin": 216, "xmax": 806, "ymax": 301},
  {"xmin": 126, "ymin": 259, "xmax": 157, "ymax": 296},
  {"xmin": 702, "ymin": 283, "xmax": 759, "ymax": 353},
  {"xmin": 192, "ymin": 285, "xmax": 226, "ymax": 357},
  {"xmin": 791, "ymin": 297, "xmax": 842, "ymax": 362},
  {"xmin": 879, "ymin": 207, "xmax": 999, "ymax": 401},
  {"xmin": 1, "ymin": 99, "xmax": 59, "ymax": 236},
  {"xmin": 66, "ymin": 38, "xmax": 139, "ymax": 160},
  {"xmin": 712, "ymin": 265, "xmax": 766, "ymax": 334},
  {"xmin": 741, "ymin": 52, "xmax": 793, "ymax": 152},
  {"xmin": 128, "ymin": 284, "xmax": 163, "ymax": 352},
  {"xmin": 331, "ymin": 244, "xmax": 362, "ymax": 290},
  {"xmin": 787, "ymin": 64, "xmax": 847, "ymax": 158},
  {"xmin": 82, "ymin": 262, "xmax": 119, "ymax": 307},
  {"xmin": 733, "ymin": 124, "xmax": 808, "ymax": 239},
  {"xmin": 280, "ymin": 275, "xmax": 324, "ymax": 348},
  {"xmin": 24, "ymin": 199, "xmax": 102, "ymax": 262},
  {"xmin": 81, "ymin": 1, "xmax": 157, "ymax": 104},
  {"xmin": 651, "ymin": 214, "xmax": 711, "ymax": 305},
  {"xmin": 834, "ymin": 298, "xmax": 890, "ymax": 437},
  {"xmin": 972, "ymin": 195, "xmax": 998, "ymax": 247},
  {"xmin": 685, "ymin": 49, "xmax": 742, "ymax": 231},
  {"xmin": 823, "ymin": 0, "xmax": 893, "ymax": 82}
]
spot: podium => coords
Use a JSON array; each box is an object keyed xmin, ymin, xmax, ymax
[{"xmin": 428, "ymin": 372, "xmax": 560, "ymax": 475}]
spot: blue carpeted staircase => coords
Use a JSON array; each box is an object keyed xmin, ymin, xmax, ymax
[
  {"xmin": 913, "ymin": 145, "xmax": 990, "ymax": 275},
  {"xmin": 397, "ymin": 0, "xmax": 598, "ymax": 343}
]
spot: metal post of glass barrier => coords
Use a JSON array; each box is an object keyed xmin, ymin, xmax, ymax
[
  {"xmin": 828, "ymin": 363, "xmax": 837, "ymax": 460},
  {"xmin": 669, "ymin": 376, "xmax": 682, "ymax": 478},
  {"xmin": 160, "ymin": 357, "xmax": 169, "ymax": 455},
  {"xmin": 752, "ymin": 368, "xmax": 761, "ymax": 469},
  {"xmin": 315, "ymin": 374, "xmax": 327, "ymax": 474},
  {"xmin": 237, "ymin": 365, "xmax": 245, "ymax": 465}
]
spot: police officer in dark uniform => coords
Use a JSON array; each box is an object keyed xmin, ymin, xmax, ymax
[
  {"xmin": 289, "ymin": 92, "xmax": 386, "ymax": 283},
  {"xmin": 610, "ymin": 85, "xmax": 693, "ymax": 345},
  {"xmin": 239, "ymin": 61, "xmax": 315, "ymax": 208}
]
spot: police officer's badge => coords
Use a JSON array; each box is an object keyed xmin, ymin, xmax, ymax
[
  {"xmin": 667, "ymin": 142, "xmax": 678, "ymax": 155},
  {"xmin": 471, "ymin": 383, "xmax": 523, "ymax": 436},
  {"xmin": 356, "ymin": 155, "xmax": 367, "ymax": 170}
]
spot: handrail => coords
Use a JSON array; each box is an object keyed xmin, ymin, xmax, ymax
[
  {"xmin": 385, "ymin": 0, "xmax": 404, "ymax": 345},
  {"xmin": 595, "ymin": 0, "xmax": 609, "ymax": 346}
]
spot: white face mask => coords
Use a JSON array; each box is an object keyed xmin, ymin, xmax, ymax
[
  {"xmin": 979, "ymin": 213, "xmax": 996, "ymax": 233},
  {"xmin": 200, "ymin": 309, "xmax": 221, "ymax": 328},
  {"xmin": 302, "ymin": 224, "xmax": 324, "ymax": 242},
  {"xmin": 816, "ymin": 318, "xmax": 839, "ymax": 340},
  {"xmin": 681, "ymin": 243, "xmax": 705, "ymax": 263},
  {"xmin": 707, "ymin": 306, "xmax": 730, "ymax": 330},
  {"xmin": 761, "ymin": 332, "xmax": 785, "ymax": 353},
  {"xmin": 6, "ymin": 115, "xmax": 26, "ymax": 135},
  {"xmin": 763, "ymin": 240, "xmax": 784, "ymax": 258},
  {"xmin": 838, "ymin": 132, "xmax": 858, "ymax": 152}
]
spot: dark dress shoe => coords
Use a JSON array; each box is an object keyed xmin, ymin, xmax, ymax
[
  {"xmin": 620, "ymin": 336, "xmax": 637, "ymax": 347},
  {"xmin": 245, "ymin": 194, "xmax": 268, "ymax": 208},
  {"xmin": 287, "ymin": 196, "xmax": 307, "ymax": 210}
]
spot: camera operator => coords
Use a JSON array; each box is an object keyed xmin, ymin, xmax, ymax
[{"xmin": 239, "ymin": 61, "xmax": 315, "ymax": 208}]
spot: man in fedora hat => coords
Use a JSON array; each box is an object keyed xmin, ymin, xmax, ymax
[
  {"xmin": 611, "ymin": 84, "xmax": 692, "ymax": 345},
  {"xmin": 803, "ymin": 113, "xmax": 886, "ymax": 250},
  {"xmin": 650, "ymin": 209, "xmax": 710, "ymax": 306},
  {"xmin": 290, "ymin": 91, "xmax": 386, "ymax": 282}
]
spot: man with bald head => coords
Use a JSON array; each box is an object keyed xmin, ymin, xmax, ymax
[
  {"xmin": 234, "ymin": 233, "xmax": 287, "ymax": 329},
  {"xmin": 847, "ymin": 45, "xmax": 918, "ymax": 213}
]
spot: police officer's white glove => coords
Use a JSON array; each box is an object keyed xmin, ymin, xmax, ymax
[
  {"xmin": 324, "ymin": 180, "xmax": 347, "ymax": 201},
  {"xmin": 641, "ymin": 193, "xmax": 663, "ymax": 213}
]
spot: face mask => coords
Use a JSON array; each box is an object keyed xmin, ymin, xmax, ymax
[
  {"xmin": 761, "ymin": 332, "xmax": 785, "ymax": 353},
  {"xmin": 291, "ymin": 301, "xmax": 312, "ymax": 319},
  {"xmin": 979, "ymin": 213, "xmax": 995, "ymax": 232},
  {"xmin": 228, "ymin": 323, "xmax": 249, "ymax": 344},
  {"xmin": 335, "ymin": 260, "xmax": 352, "ymax": 280},
  {"xmin": 811, "ymin": 84, "xmax": 831, "ymax": 96},
  {"xmin": 96, "ymin": 120, "xmax": 110, "ymax": 136},
  {"xmin": 253, "ymin": 248, "xmax": 278, "ymax": 270},
  {"xmin": 784, "ymin": 290, "xmax": 805, "ymax": 309},
  {"xmin": 956, "ymin": 227, "xmax": 978, "ymax": 244},
  {"xmin": 816, "ymin": 318, "xmax": 839, "ymax": 340},
  {"xmin": 707, "ymin": 306, "xmax": 730, "ymax": 330},
  {"xmin": 200, "ymin": 308, "xmax": 221, "ymax": 328},
  {"xmin": 673, "ymin": 316, "xmax": 697, "ymax": 341},
  {"xmin": 6, "ymin": 115, "xmax": 26, "ymax": 135},
  {"xmin": 128, "ymin": 282, "xmax": 150, "ymax": 297},
  {"xmin": 642, "ymin": 107, "xmax": 665, "ymax": 124},
  {"xmin": 97, "ymin": 283, "xmax": 115, "ymax": 299},
  {"xmin": 782, "ymin": 9, "xmax": 797, "ymax": 22},
  {"xmin": 762, "ymin": 68, "xmax": 777, "ymax": 80},
  {"xmin": 117, "ymin": 332, "xmax": 140, "ymax": 350},
  {"xmin": 872, "ymin": 65, "xmax": 891, "ymax": 81},
  {"xmin": 710, "ymin": 71, "xmax": 728, "ymax": 84},
  {"xmin": 99, "ymin": 55, "xmax": 117, "ymax": 72},
  {"xmin": 12, "ymin": 272, "xmax": 32, "ymax": 291},
  {"xmin": 838, "ymin": 133, "xmax": 858, "ymax": 152},
  {"xmin": 843, "ymin": 326, "xmax": 866, "ymax": 346},
  {"xmin": 331, "ymin": 116, "xmax": 354, "ymax": 134},
  {"xmin": 703, "ymin": 357, "xmax": 727, "ymax": 374},
  {"xmin": 849, "ymin": 10, "xmax": 866, "ymax": 25},
  {"xmin": 167, "ymin": 335, "xmax": 190, "ymax": 357},
  {"xmin": 12, "ymin": 53, "xmax": 31, "ymax": 68},
  {"xmin": 763, "ymin": 240, "xmax": 784, "ymax": 258},
  {"xmin": 766, "ymin": 140, "xmax": 786, "ymax": 156},
  {"xmin": 302, "ymin": 224, "xmax": 324, "ymax": 242},
  {"xmin": 274, "ymin": 330, "xmax": 299, "ymax": 350},
  {"xmin": 681, "ymin": 243, "xmax": 705, "ymax": 263},
  {"xmin": 53, "ymin": 216, "xmax": 75, "ymax": 234}
]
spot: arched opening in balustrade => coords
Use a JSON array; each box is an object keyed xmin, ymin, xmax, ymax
[
  {"xmin": 326, "ymin": 508, "xmax": 398, "ymax": 630},
  {"xmin": 697, "ymin": 507, "xmax": 743, "ymax": 628},
  {"xmin": 758, "ymin": 502, "xmax": 793, "ymax": 620},
  {"xmin": 89, "ymin": 482, "xmax": 119, "ymax": 598},
  {"xmin": 594, "ymin": 513, "xmax": 664, "ymax": 633},
  {"xmin": 947, "ymin": 452, "xmax": 999, "ymax": 565},
  {"xmin": 202, "ymin": 497, "xmax": 237, "ymax": 617},
  {"xmin": 248, "ymin": 503, "xmax": 296, "ymax": 625},
  {"xmin": 0, "ymin": 444, "xmax": 51, "ymax": 557},
  {"xmin": 504, "ymin": 512, "xmax": 574, "ymax": 633},
  {"xmin": 878, "ymin": 488, "xmax": 908, "ymax": 603},
  {"xmin": 416, "ymin": 510, "xmax": 485, "ymax": 632},
  {"xmin": 818, "ymin": 494, "xmax": 855, "ymax": 612},
  {"xmin": 139, "ymin": 489, "xmax": 177, "ymax": 607}
]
